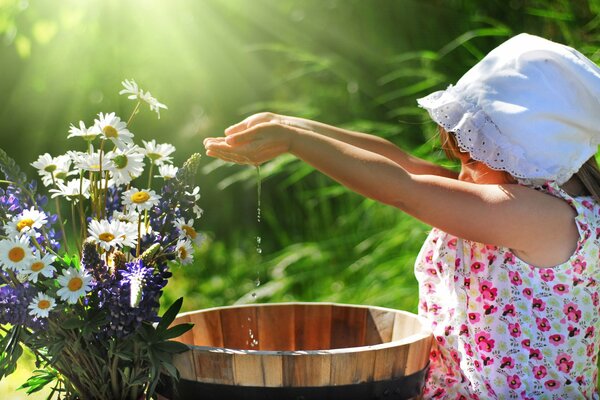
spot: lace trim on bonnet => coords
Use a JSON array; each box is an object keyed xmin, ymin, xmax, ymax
[{"xmin": 418, "ymin": 86, "xmax": 566, "ymax": 187}]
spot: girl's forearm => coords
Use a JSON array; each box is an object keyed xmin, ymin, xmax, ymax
[
  {"xmin": 288, "ymin": 127, "xmax": 413, "ymax": 207},
  {"xmin": 286, "ymin": 116, "xmax": 457, "ymax": 178}
]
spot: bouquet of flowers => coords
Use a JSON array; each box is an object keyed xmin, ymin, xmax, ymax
[{"xmin": 0, "ymin": 80, "xmax": 204, "ymax": 399}]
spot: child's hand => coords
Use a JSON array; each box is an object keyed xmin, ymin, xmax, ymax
[
  {"xmin": 204, "ymin": 121, "xmax": 294, "ymax": 165},
  {"xmin": 224, "ymin": 112, "xmax": 288, "ymax": 136}
]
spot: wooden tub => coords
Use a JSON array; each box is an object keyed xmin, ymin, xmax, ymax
[{"xmin": 157, "ymin": 302, "xmax": 433, "ymax": 400}]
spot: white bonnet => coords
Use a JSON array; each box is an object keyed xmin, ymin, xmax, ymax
[{"xmin": 417, "ymin": 33, "xmax": 600, "ymax": 186}]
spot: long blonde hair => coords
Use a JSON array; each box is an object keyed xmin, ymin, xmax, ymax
[{"xmin": 439, "ymin": 127, "xmax": 600, "ymax": 202}]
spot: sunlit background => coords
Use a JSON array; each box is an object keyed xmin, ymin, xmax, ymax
[{"xmin": 2, "ymin": 0, "xmax": 600, "ymax": 397}]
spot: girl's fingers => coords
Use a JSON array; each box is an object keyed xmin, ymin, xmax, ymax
[{"xmin": 224, "ymin": 120, "xmax": 247, "ymax": 135}]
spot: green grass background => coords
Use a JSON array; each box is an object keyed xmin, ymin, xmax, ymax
[{"xmin": 2, "ymin": 0, "xmax": 600, "ymax": 397}]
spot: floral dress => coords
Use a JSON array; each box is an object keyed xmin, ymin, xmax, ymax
[{"xmin": 414, "ymin": 183, "xmax": 600, "ymax": 399}]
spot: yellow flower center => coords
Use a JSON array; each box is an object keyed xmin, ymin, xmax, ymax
[
  {"xmin": 103, "ymin": 125, "xmax": 119, "ymax": 138},
  {"xmin": 38, "ymin": 299, "xmax": 51, "ymax": 310},
  {"xmin": 99, "ymin": 232, "xmax": 115, "ymax": 242},
  {"xmin": 31, "ymin": 261, "xmax": 45, "ymax": 272},
  {"xmin": 147, "ymin": 153, "xmax": 161, "ymax": 162},
  {"xmin": 182, "ymin": 225, "xmax": 197, "ymax": 239},
  {"xmin": 179, "ymin": 247, "xmax": 188, "ymax": 260},
  {"xmin": 17, "ymin": 218, "xmax": 35, "ymax": 232},
  {"xmin": 131, "ymin": 191, "xmax": 150, "ymax": 204},
  {"xmin": 8, "ymin": 247, "xmax": 25, "ymax": 262},
  {"xmin": 44, "ymin": 164, "xmax": 57, "ymax": 173},
  {"xmin": 68, "ymin": 277, "xmax": 83, "ymax": 292}
]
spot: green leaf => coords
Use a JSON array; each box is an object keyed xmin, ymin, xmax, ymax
[
  {"xmin": 153, "ymin": 340, "xmax": 189, "ymax": 354},
  {"xmin": 17, "ymin": 369, "xmax": 57, "ymax": 394},
  {"xmin": 157, "ymin": 297, "xmax": 184, "ymax": 332},
  {"xmin": 61, "ymin": 318, "xmax": 84, "ymax": 330},
  {"xmin": 161, "ymin": 361, "xmax": 179, "ymax": 379},
  {"xmin": 162, "ymin": 323, "xmax": 193, "ymax": 341}
]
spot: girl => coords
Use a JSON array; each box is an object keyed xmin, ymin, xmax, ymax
[{"xmin": 204, "ymin": 33, "xmax": 600, "ymax": 398}]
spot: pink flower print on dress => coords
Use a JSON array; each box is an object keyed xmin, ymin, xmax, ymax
[
  {"xmin": 502, "ymin": 304, "xmax": 515, "ymax": 317},
  {"xmin": 533, "ymin": 365, "xmax": 547, "ymax": 380},
  {"xmin": 529, "ymin": 348, "xmax": 543, "ymax": 360},
  {"xmin": 521, "ymin": 339, "xmax": 531, "ymax": 349},
  {"xmin": 582, "ymin": 199, "xmax": 594, "ymax": 210},
  {"xmin": 479, "ymin": 280, "xmax": 497, "ymax": 301},
  {"xmin": 564, "ymin": 302, "xmax": 582, "ymax": 322},
  {"xmin": 585, "ymin": 326, "xmax": 595, "ymax": 339},
  {"xmin": 470, "ymin": 261, "xmax": 485, "ymax": 274},
  {"xmin": 474, "ymin": 359, "xmax": 482, "ymax": 372},
  {"xmin": 503, "ymin": 251, "xmax": 516, "ymax": 265},
  {"xmin": 508, "ymin": 322, "xmax": 521, "ymax": 338},
  {"xmin": 556, "ymin": 353, "xmax": 574, "ymax": 373},
  {"xmin": 539, "ymin": 268, "xmax": 555, "ymax": 282},
  {"xmin": 587, "ymin": 343, "xmax": 596, "ymax": 357},
  {"xmin": 447, "ymin": 237, "xmax": 457, "ymax": 249},
  {"xmin": 536, "ymin": 317, "xmax": 551, "ymax": 332},
  {"xmin": 507, "ymin": 374, "xmax": 522, "ymax": 389},
  {"xmin": 544, "ymin": 380, "xmax": 561, "ymax": 391},
  {"xmin": 475, "ymin": 331, "xmax": 495, "ymax": 352},
  {"xmin": 509, "ymin": 270, "xmax": 522, "ymax": 285},
  {"xmin": 532, "ymin": 298, "xmax": 546, "ymax": 311},
  {"xmin": 552, "ymin": 283, "xmax": 569, "ymax": 295},
  {"xmin": 572, "ymin": 255, "xmax": 587, "ymax": 274},
  {"xmin": 426, "ymin": 267, "xmax": 437, "ymax": 276},
  {"xmin": 463, "ymin": 277, "xmax": 470, "ymax": 289},
  {"xmin": 436, "ymin": 335, "xmax": 446, "ymax": 347},
  {"xmin": 483, "ymin": 304, "xmax": 498, "ymax": 315},
  {"xmin": 468, "ymin": 313, "xmax": 481, "ymax": 323},
  {"xmin": 500, "ymin": 356, "xmax": 515, "ymax": 369},
  {"xmin": 425, "ymin": 249, "xmax": 434, "ymax": 264},
  {"xmin": 459, "ymin": 324, "xmax": 469, "ymax": 336},
  {"xmin": 464, "ymin": 343, "xmax": 474, "ymax": 357},
  {"xmin": 450, "ymin": 349, "xmax": 461, "ymax": 364},
  {"xmin": 568, "ymin": 325, "xmax": 580, "ymax": 337},
  {"xmin": 549, "ymin": 334, "xmax": 565, "ymax": 346},
  {"xmin": 482, "ymin": 355, "xmax": 493, "ymax": 366},
  {"xmin": 522, "ymin": 287, "xmax": 533, "ymax": 299}
]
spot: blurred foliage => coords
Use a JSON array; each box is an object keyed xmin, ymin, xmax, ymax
[{"xmin": 3, "ymin": 0, "xmax": 600, "ymax": 396}]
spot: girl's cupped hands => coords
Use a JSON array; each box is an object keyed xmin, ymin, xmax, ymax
[{"xmin": 204, "ymin": 113, "xmax": 294, "ymax": 165}]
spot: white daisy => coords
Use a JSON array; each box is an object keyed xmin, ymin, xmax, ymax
[
  {"xmin": 107, "ymin": 145, "xmax": 145, "ymax": 185},
  {"xmin": 186, "ymin": 186, "xmax": 204, "ymax": 218},
  {"xmin": 5, "ymin": 207, "xmax": 48, "ymax": 238},
  {"xmin": 0, "ymin": 235, "xmax": 34, "ymax": 271},
  {"xmin": 94, "ymin": 112, "xmax": 134, "ymax": 149},
  {"xmin": 67, "ymin": 120, "xmax": 100, "ymax": 141},
  {"xmin": 156, "ymin": 164, "xmax": 178, "ymax": 180},
  {"xmin": 111, "ymin": 210, "xmax": 139, "ymax": 225},
  {"xmin": 119, "ymin": 79, "xmax": 168, "ymax": 119},
  {"xmin": 56, "ymin": 267, "xmax": 92, "ymax": 304},
  {"xmin": 142, "ymin": 140, "xmax": 175, "ymax": 165},
  {"xmin": 141, "ymin": 90, "xmax": 168, "ymax": 119},
  {"xmin": 88, "ymin": 219, "xmax": 137, "ymax": 250},
  {"xmin": 173, "ymin": 218, "xmax": 204, "ymax": 246},
  {"xmin": 31, "ymin": 154, "xmax": 73, "ymax": 187},
  {"xmin": 22, "ymin": 253, "xmax": 56, "ymax": 283},
  {"xmin": 70, "ymin": 150, "xmax": 113, "ymax": 173},
  {"xmin": 28, "ymin": 293, "xmax": 56, "ymax": 318},
  {"xmin": 175, "ymin": 239, "xmax": 194, "ymax": 265},
  {"xmin": 119, "ymin": 79, "xmax": 142, "ymax": 99},
  {"xmin": 49, "ymin": 178, "xmax": 91, "ymax": 203},
  {"xmin": 121, "ymin": 188, "xmax": 161, "ymax": 212}
]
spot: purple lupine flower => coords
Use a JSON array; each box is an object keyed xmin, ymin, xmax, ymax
[
  {"xmin": 0, "ymin": 281, "xmax": 45, "ymax": 330},
  {"xmin": 96, "ymin": 259, "xmax": 168, "ymax": 338}
]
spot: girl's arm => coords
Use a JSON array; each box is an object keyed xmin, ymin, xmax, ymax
[
  {"xmin": 224, "ymin": 113, "xmax": 458, "ymax": 179},
  {"xmin": 204, "ymin": 122, "xmax": 578, "ymax": 268}
]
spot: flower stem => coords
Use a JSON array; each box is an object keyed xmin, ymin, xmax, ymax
[
  {"xmin": 51, "ymin": 175, "xmax": 70, "ymax": 254},
  {"xmin": 127, "ymin": 101, "xmax": 142, "ymax": 127}
]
